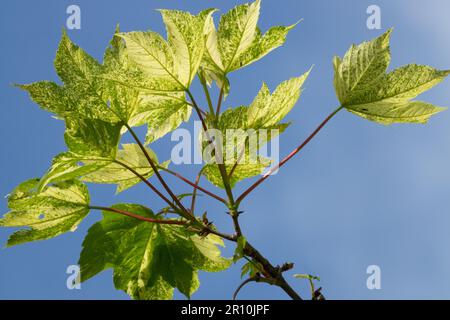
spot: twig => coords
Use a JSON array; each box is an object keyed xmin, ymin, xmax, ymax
[
  {"xmin": 236, "ymin": 106, "xmax": 343, "ymax": 204},
  {"xmin": 158, "ymin": 166, "xmax": 227, "ymax": 205},
  {"xmin": 233, "ymin": 276, "xmax": 260, "ymax": 300},
  {"xmin": 125, "ymin": 124, "xmax": 191, "ymax": 216},
  {"xmin": 216, "ymin": 87, "xmax": 224, "ymax": 115},
  {"xmin": 113, "ymin": 159, "xmax": 181, "ymax": 214},
  {"xmin": 186, "ymin": 89, "xmax": 236, "ymax": 206},
  {"xmin": 90, "ymin": 206, "xmax": 186, "ymax": 225},
  {"xmin": 191, "ymin": 167, "xmax": 206, "ymax": 214}
]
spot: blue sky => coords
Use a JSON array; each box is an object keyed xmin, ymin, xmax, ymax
[{"xmin": 1, "ymin": 0, "xmax": 450, "ymax": 299}]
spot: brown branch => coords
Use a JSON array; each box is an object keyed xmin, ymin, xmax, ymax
[
  {"xmin": 243, "ymin": 242, "xmax": 302, "ymax": 300},
  {"xmin": 233, "ymin": 275, "xmax": 260, "ymax": 300}
]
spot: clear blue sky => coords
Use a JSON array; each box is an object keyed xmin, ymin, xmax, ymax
[{"xmin": 1, "ymin": 0, "xmax": 450, "ymax": 299}]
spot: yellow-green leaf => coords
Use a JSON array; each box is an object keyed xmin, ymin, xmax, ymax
[
  {"xmin": 78, "ymin": 204, "xmax": 231, "ymax": 300},
  {"xmin": 0, "ymin": 179, "xmax": 90, "ymax": 246},
  {"xmin": 334, "ymin": 29, "xmax": 449, "ymax": 124}
]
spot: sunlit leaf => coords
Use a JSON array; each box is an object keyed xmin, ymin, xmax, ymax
[
  {"xmin": 334, "ymin": 29, "xmax": 449, "ymax": 124},
  {"xmin": 0, "ymin": 179, "xmax": 90, "ymax": 246},
  {"xmin": 79, "ymin": 204, "xmax": 231, "ymax": 300}
]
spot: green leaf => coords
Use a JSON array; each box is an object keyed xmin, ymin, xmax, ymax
[
  {"xmin": 38, "ymin": 152, "xmax": 111, "ymax": 191},
  {"xmin": 64, "ymin": 117, "xmax": 122, "ymax": 158},
  {"xmin": 54, "ymin": 30, "xmax": 119, "ymax": 122},
  {"xmin": 333, "ymin": 29, "xmax": 392, "ymax": 105},
  {"xmin": 19, "ymin": 31, "xmax": 126, "ymax": 161},
  {"xmin": 201, "ymin": 106, "xmax": 274, "ymax": 189},
  {"xmin": 218, "ymin": 0, "xmax": 261, "ymax": 72},
  {"xmin": 101, "ymin": 28, "xmax": 144, "ymax": 123},
  {"xmin": 119, "ymin": 9, "xmax": 212, "ymax": 91},
  {"xmin": 160, "ymin": 9, "xmax": 216, "ymax": 87},
  {"xmin": 16, "ymin": 82, "xmax": 74, "ymax": 118},
  {"xmin": 200, "ymin": 72, "xmax": 309, "ymax": 189},
  {"xmin": 102, "ymin": 28, "xmax": 193, "ymax": 142},
  {"xmin": 39, "ymin": 144, "xmax": 168, "ymax": 194},
  {"xmin": 131, "ymin": 93, "xmax": 192, "ymax": 144},
  {"xmin": 78, "ymin": 204, "xmax": 231, "ymax": 300},
  {"xmin": 201, "ymin": 0, "xmax": 297, "ymax": 93},
  {"xmin": 334, "ymin": 29, "xmax": 449, "ymax": 124},
  {"xmin": 345, "ymin": 101, "xmax": 446, "ymax": 125},
  {"xmin": 0, "ymin": 179, "xmax": 90, "ymax": 247},
  {"xmin": 83, "ymin": 144, "xmax": 170, "ymax": 194},
  {"xmin": 241, "ymin": 260, "xmax": 262, "ymax": 278},
  {"xmin": 248, "ymin": 70, "xmax": 310, "ymax": 128},
  {"xmin": 233, "ymin": 236, "xmax": 247, "ymax": 262},
  {"xmin": 202, "ymin": 159, "xmax": 270, "ymax": 189},
  {"xmin": 227, "ymin": 23, "xmax": 299, "ymax": 72},
  {"xmin": 293, "ymin": 274, "xmax": 320, "ymax": 281}
]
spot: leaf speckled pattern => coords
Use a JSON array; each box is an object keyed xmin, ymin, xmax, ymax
[
  {"xmin": 0, "ymin": 179, "xmax": 90, "ymax": 246},
  {"xmin": 201, "ymin": 72, "xmax": 308, "ymax": 188},
  {"xmin": 334, "ymin": 29, "xmax": 449, "ymax": 124},
  {"xmin": 201, "ymin": 0, "xmax": 298, "ymax": 94},
  {"xmin": 83, "ymin": 144, "xmax": 170, "ymax": 194},
  {"xmin": 79, "ymin": 204, "xmax": 231, "ymax": 300}
]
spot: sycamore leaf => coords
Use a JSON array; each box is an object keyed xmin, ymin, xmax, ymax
[
  {"xmin": 334, "ymin": 29, "xmax": 449, "ymax": 124},
  {"xmin": 18, "ymin": 31, "xmax": 125, "ymax": 162},
  {"xmin": 39, "ymin": 144, "xmax": 168, "ymax": 194},
  {"xmin": 117, "ymin": 31, "xmax": 182, "ymax": 91},
  {"xmin": 248, "ymin": 70, "xmax": 310, "ymax": 128},
  {"xmin": 83, "ymin": 144, "xmax": 170, "ymax": 194},
  {"xmin": 101, "ymin": 28, "xmax": 144, "ymax": 123},
  {"xmin": 200, "ymin": 106, "xmax": 275, "ymax": 189},
  {"xmin": 346, "ymin": 101, "xmax": 446, "ymax": 125},
  {"xmin": 200, "ymin": 72, "xmax": 308, "ymax": 188},
  {"xmin": 54, "ymin": 30, "xmax": 120, "ymax": 122},
  {"xmin": 64, "ymin": 117, "xmax": 122, "ymax": 158},
  {"xmin": 0, "ymin": 179, "xmax": 90, "ymax": 247},
  {"xmin": 16, "ymin": 81, "xmax": 76, "ymax": 119},
  {"xmin": 102, "ymin": 28, "xmax": 193, "ymax": 143},
  {"xmin": 233, "ymin": 236, "xmax": 247, "ymax": 262},
  {"xmin": 37, "ymin": 152, "xmax": 111, "ymax": 191},
  {"xmin": 228, "ymin": 23, "xmax": 299, "ymax": 72},
  {"xmin": 202, "ymin": 159, "xmax": 270, "ymax": 189},
  {"xmin": 17, "ymin": 80, "xmax": 114, "ymax": 122},
  {"xmin": 241, "ymin": 260, "xmax": 262, "ymax": 278},
  {"xmin": 218, "ymin": 0, "xmax": 261, "ymax": 71},
  {"xmin": 160, "ymin": 9, "xmax": 216, "ymax": 86},
  {"xmin": 129, "ymin": 92, "xmax": 192, "ymax": 144},
  {"xmin": 20, "ymin": 29, "xmax": 191, "ymax": 155},
  {"xmin": 118, "ymin": 9, "xmax": 212, "ymax": 91},
  {"xmin": 78, "ymin": 204, "xmax": 231, "ymax": 300},
  {"xmin": 201, "ymin": 0, "xmax": 297, "ymax": 94}
]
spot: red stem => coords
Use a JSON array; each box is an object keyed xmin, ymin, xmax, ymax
[
  {"xmin": 90, "ymin": 206, "xmax": 187, "ymax": 225},
  {"xmin": 159, "ymin": 166, "xmax": 227, "ymax": 205},
  {"xmin": 114, "ymin": 159, "xmax": 181, "ymax": 215},
  {"xmin": 125, "ymin": 124, "xmax": 190, "ymax": 216},
  {"xmin": 236, "ymin": 106, "xmax": 343, "ymax": 205}
]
